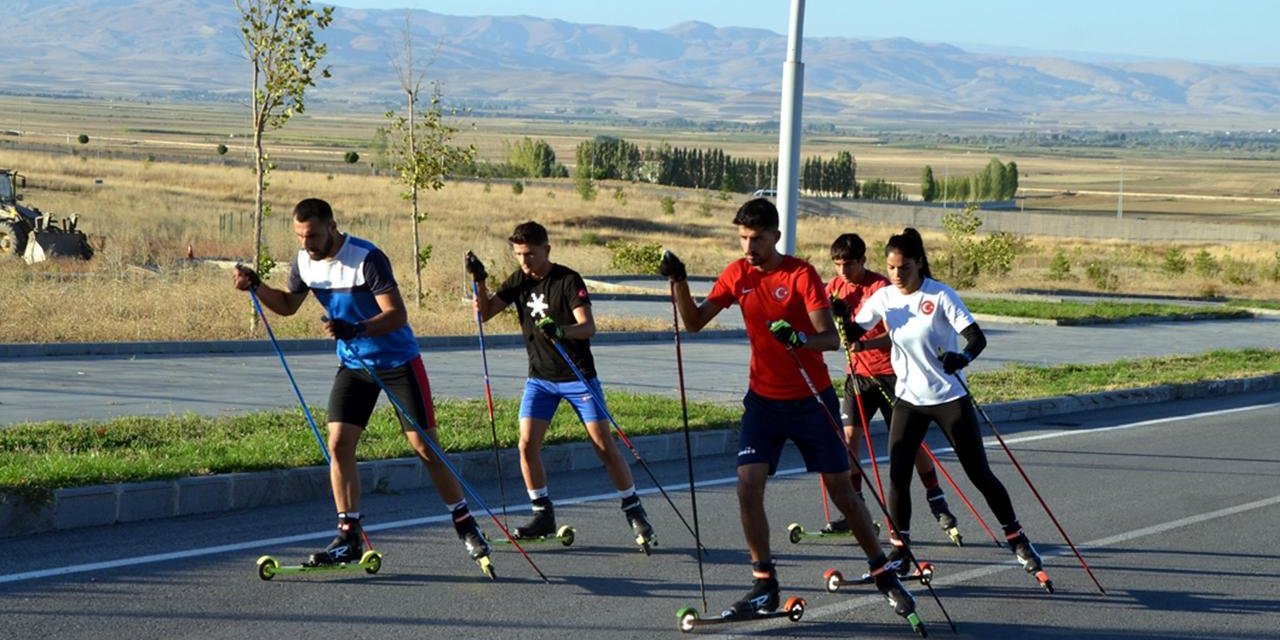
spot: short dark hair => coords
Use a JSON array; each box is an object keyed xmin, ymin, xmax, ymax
[
  {"xmin": 509, "ymin": 220, "xmax": 549, "ymax": 246},
  {"xmin": 830, "ymin": 233, "xmax": 866, "ymax": 261},
  {"xmin": 293, "ymin": 198, "xmax": 334, "ymax": 224},
  {"xmin": 733, "ymin": 198, "xmax": 779, "ymax": 231}
]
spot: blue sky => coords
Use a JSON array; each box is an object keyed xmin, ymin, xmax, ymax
[{"xmin": 331, "ymin": 1, "xmax": 1279, "ymax": 67}]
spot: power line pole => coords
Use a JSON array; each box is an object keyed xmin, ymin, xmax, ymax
[{"xmin": 776, "ymin": 0, "xmax": 805, "ymax": 255}]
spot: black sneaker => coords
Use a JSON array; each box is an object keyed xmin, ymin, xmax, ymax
[
  {"xmin": 821, "ymin": 517, "xmax": 850, "ymax": 534},
  {"xmin": 307, "ymin": 516, "xmax": 363, "ymax": 566},
  {"xmin": 513, "ymin": 498, "xmax": 555, "ymax": 539},
  {"xmin": 723, "ymin": 562, "xmax": 780, "ymax": 619}
]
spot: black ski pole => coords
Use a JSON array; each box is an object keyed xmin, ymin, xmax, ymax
[
  {"xmin": 785, "ymin": 347, "xmax": 957, "ymax": 633},
  {"xmin": 337, "ymin": 335, "xmax": 550, "ymax": 583},
  {"xmin": 471, "ymin": 279, "xmax": 509, "ymax": 527},
  {"xmin": 549, "ymin": 340, "xmax": 708, "ymax": 554},
  {"xmin": 944, "ymin": 362, "xmax": 1106, "ymax": 595},
  {"xmin": 669, "ymin": 281, "xmax": 708, "ymax": 613}
]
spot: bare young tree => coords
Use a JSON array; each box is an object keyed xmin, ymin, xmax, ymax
[
  {"xmin": 237, "ymin": 0, "xmax": 333, "ymax": 326},
  {"xmin": 386, "ymin": 15, "xmax": 475, "ymax": 306}
]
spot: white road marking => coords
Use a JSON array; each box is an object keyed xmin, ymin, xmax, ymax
[
  {"xmin": 700, "ymin": 494, "xmax": 1280, "ymax": 638},
  {"xmin": 1, "ymin": 401, "xmax": 1276, "ymax": 586}
]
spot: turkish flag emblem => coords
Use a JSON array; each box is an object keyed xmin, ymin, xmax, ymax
[
  {"xmin": 577, "ymin": 288, "xmax": 589, "ymax": 300},
  {"xmin": 921, "ymin": 300, "xmax": 936, "ymax": 315}
]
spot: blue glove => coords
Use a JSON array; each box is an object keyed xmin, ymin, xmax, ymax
[{"xmin": 768, "ymin": 319, "xmax": 806, "ymax": 348}]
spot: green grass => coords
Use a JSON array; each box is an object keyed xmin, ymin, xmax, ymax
[
  {"xmin": 0, "ymin": 392, "xmax": 739, "ymax": 496},
  {"xmin": 967, "ymin": 298, "xmax": 1253, "ymax": 322},
  {"xmin": 4, "ymin": 349, "xmax": 1279, "ymax": 496},
  {"xmin": 1226, "ymin": 298, "xmax": 1280, "ymax": 311}
]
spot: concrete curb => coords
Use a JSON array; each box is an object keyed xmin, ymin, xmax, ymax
[
  {"xmin": 4, "ymin": 373, "xmax": 1278, "ymax": 539},
  {"xmin": 0, "ymin": 328, "xmax": 745, "ymax": 360}
]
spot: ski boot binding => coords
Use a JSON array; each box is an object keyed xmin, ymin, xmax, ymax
[
  {"xmin": 1011, "ymin": 533, "xmax": 1053, "ymax": 593},
  {"xmin": 929, "ymin": 495, "xmax": 963, "ymax": 546},
  {"xmin": 306, "ymin": 516, "xmax": 363, "ymax": 567},
  {"xmin": 624, "ymin": 497, "xmax": 657, "ymax": 554}
]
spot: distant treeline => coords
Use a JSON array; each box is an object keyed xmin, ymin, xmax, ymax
[{"xmin": 921, "ymin": 158, "xmax": 1018, "ymax": 203}]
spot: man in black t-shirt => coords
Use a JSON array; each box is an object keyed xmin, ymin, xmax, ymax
[{"xmin": 471, "ymin": 221, "xmax": 655, "ymax": 547}]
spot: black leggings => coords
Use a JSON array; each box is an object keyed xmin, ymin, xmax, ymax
[{"xmin": 887, "ymin": 396, "xmax": 1016, "ymax": 534}]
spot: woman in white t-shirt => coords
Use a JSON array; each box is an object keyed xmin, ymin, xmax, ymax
[{"xmin": 850, "ymin": 228, "xmax": 1047, "ymax": 585}]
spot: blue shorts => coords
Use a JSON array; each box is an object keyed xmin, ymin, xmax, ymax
[
  {"xmin": 519, "ymin": 377, "xmax": 606, "ymax": 424},
  {"xmin": 739, "ymin": 387, "xmax": 850, "ymax": 475}
]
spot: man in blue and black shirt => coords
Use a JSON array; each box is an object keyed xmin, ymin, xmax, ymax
[{"xmin": 233, "ymin": 198, "xmax": 491, "ymax": 570}]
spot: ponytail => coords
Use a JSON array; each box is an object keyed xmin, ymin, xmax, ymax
[{"xmin": 886, "ymin": 227, "xmax": 932, "ymax": 280}]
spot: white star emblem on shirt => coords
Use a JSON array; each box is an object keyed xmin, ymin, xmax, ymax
[{"xmin": 527, "ymin": 293, "xmax": 549, "ymax": 318}]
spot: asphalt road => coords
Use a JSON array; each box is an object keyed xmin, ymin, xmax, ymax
[
  {"xmin": 2, "ymin": 391, "xmax": 1277, "ymax": 639},
  {"xmin": 3, "ymin": 313, "xmax": 1280, "ymax": 425}
]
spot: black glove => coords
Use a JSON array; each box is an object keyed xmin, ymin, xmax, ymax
[
  {"xmin": 324, "ymin": 316, "xmax": 365, "ymax": 341},
  {"xmin": 939, "ymin": 350, "xmax": 972, "ymax": 374},
  {"xmin": 659, "ymin": 250, "xmax": 687, "ymax": 282},
  {"xmin": 768, "ymin": 319, "xmax": 806, "ymax": 348},
  {"xmin": 535, "ymin": 316, "xmax": 564, "ymax": 341},
  {"xmin": 849, "ymin": 339, "xmax": 864, "ymax": 353},
  {"xmin": 234, "ymin": 263, "xmax": 261, "ymax": 291},
  {"xmin": 829, "ymin": 295, "xmax": 850, "ymax": 320},
  {"xmin": 464, "ymin": 251, "xmax": 487, "ymax": 282}
]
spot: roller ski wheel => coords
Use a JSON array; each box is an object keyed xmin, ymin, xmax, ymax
[
  {"xmin": 625, "ymin": 502, "xmax": 657, "ymax": 555},
  {"xmin": 675, "ymin": 597, "xmax": 805, "ymax": 632},
  {"xmin": 254, "ymin": 550, "xmax": 384, "ymax": 580},
  {"xmin": 1012, "ymin": 534, "xmax": 1053, "ymax": 593},
  {"xmin": 932, "ymin": 504, "xmax": 963, "ymax": 547},
  {"xmin": 492, "ymin": 524, "xmax": 576, "ymax": 547},
  {"xmin": 907, "ymin": 611, "xmax": 928, "ymax": 637},
  {"xmin": 1033, "ymin": 569, "xmax": 1055, "ymax": 593}
]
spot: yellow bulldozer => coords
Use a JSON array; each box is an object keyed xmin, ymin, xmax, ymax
[{"xmin": 0, "ymin": 169, "xmax": 94, "ymax": 262}]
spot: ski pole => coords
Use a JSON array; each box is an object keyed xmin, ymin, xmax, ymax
[
  {"xmin": 337, "ymin": 336, "xmax": 550, "ymax": 583},
  {"xmin": 471, "ymin": 279, "xmax": 508, "ymax": 527},
  {"xmin": 857, "ymin": 358, "xmax": 1002, "ymax": 548},
  {"xmin": 549, "ymin": 340, "xmax": 708, "ymax": 553},
  {"xmin": 669, "ymin": 281, "xmax": 708, "ymax": 614},
  {"xmin": 248, "ymin": 291, "xmax": 374, "ymax": 551},
  {"xmin": 946, "ymin": 366, "xmax": 1106, "ymax": 595},
  {"xmin": 848, "ymin": 379, "xmax": 889, "ymax": 532},
  {"xmin": 785, "ymin": 347, "xmax": 957, "ymax": 633}
]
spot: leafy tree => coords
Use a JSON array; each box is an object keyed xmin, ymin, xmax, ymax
[
  {"xmin": 508, "ymin": 137, "xmax": 560, "ymax": 178},
  {"xmin": 920, "ymin": 165, "xmax": 937, "ymax": 202},
  {"xmin": 1003, "ymin": 161, "xmax": 1019, "ymax": 200},
  {"xmin": 386, "ymin": 16, "xmax": 475, "ymax": 306},
  {"xmin": 237, "ymin": 0, "xmax": 333, "ymax": 321}
]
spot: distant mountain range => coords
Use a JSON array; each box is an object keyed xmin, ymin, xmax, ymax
[{"xmin": 3, "ymin": 0, "xmax": 1278, "ymax": 127}]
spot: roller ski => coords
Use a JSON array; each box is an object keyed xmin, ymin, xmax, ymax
[
  {"xmin": 928, "ymin": 491, "xmax": 963, "ymax": 547},
  {"xmin": 1010, "ymin": 532, "xmax": 1054, "ymax": 593},
  {"xmin": 257, "ymin": 515, "xmax": 383, "ymax": 580},
  {"xmin": 493, "ymin": 524, "xmax": 576, "ymax": 546},
  {"xmin": 623, "ymin": 495, "xmax": 657, "ymax": 555},
  {"xmin": 786, "ymin": 517, "xmax": 879, "ymax": 544},
  {"xmin": 678, "ymin": 562, "xmax": 805, "ymax": 632},
  {"xmin": 825, "ymin": 560, "xmax": 936, "ymax": 590}
]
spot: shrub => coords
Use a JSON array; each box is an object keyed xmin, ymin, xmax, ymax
[
  {"xmin": 613, "ymin": 187, "xmax": 626, "ymax": 205},
  {"xmin": 1085, "ymin": 261, "xmax": 1119, "ymax": 291},
  {"xmin": 660, "ymin": 196, "xmax": 675, "ymax": 216},
  {"xmin": 580, "ymin": 231, "xmax": 605, "ymax": 246},
  {"xmin": 1223, "ymin": 259, "xmax": 1255, "ymax": 285},
  {"xmin": 1192, "ymin": 249, "xmax": 1219, "ymax": 277},
  {"xmin": 698, "ymin": 193, "xmax": 713, "ymax": 217},
  {"xmin": 976, "ymin": 231, "xmax": 1026, "ymax": 277},
  {"xmin": 606, "ymin": 240, "xmax": 662, "ymax": 273},
  {"xmin": 1047, "ymin": 249, "xmax": 1072, "ymax": 281},
  {"xmin": 511, "ymin": 180, "xmax": 524, "ymax": 195},
  {"xmin": 575, "ymin": 174, "xmax": 596, "ymax": 201},
  {"xmin": 1161, "ymin": 247, "xmax": 1187, "ymax": 275},
  {"xmin": 77, "ymin": 134, "xmax": 89, "ymax": 144},
  {"xmin": 343, "ymin": 151, "xmax": 359, "ymax": 164},
  {"xmin": 216, "ymin": 144, "xmax": 229, "ymax": 156}
]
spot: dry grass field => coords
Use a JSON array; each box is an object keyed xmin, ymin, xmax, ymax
[{"xmin": 2, "ymin": 97, "xmax": 1278, "ymax": 343}]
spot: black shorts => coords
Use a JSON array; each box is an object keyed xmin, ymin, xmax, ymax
[
  {"xmin": 840, "ymin": 373, "xmax": 897, "ymax": 428},
  {"xmin": 738, "ymin": 387, "xmax": 849, "ymax": 475},
  {"xmin": 327, "ymin": 356, "xmax": 437, "ymax": 431}
]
